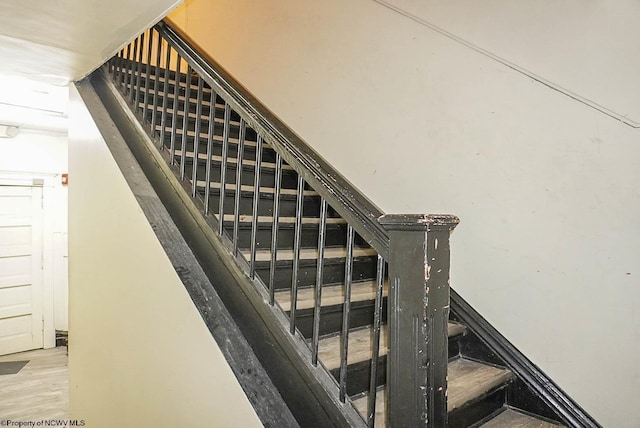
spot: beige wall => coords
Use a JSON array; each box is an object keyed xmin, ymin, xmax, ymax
[
  {"xmin": 67, "ymin": 83, "xmax": 262, "ymax": 428},
  {"xmin": 167, "ymin": 1, "xmax": 640, "ymax": 427}
]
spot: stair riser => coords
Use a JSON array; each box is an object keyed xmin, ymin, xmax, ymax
[
  {"xmin": 153, "ymin": 109, "xmax": 249, "ymax": 140},
  {"xmin": 505, "ymin": 378, "xmax": 565, "ymax": 423},
  {"xmin": 318, "ymin": 332, "xmax": 465, "ymax": 397},
  {"xmin": 449, "ymin": 387, "xmax": 507, "ymax": 428},
  {"xmin": 228, "ymin": 224, "xmax": 347, "ymax": 251},
  {"xmin": 290, "ymin": 299, "xmax": 388, "ymax": 338},
  {"xmin": 178, "ymin": 162, "xmax": 299, "ymax": 191},
  {"xmin": 145, "ymin": 108, "xmax": 247, "ymax": 134},
  {"xmin": 194, "ymin": 192, "xmax": 323, "ymax": 217},
  {"xmin": 255, "ymin": 257, "xmax": 379, "ymax": 290},
  {"xmin": 130, "ymin": 76, "xmax": 213, "ymax": 99},
  {"xmin": 146, "ymin": 96, "xmax": 242, "ymax": 127},
  {"xmin": 457, "ymin": 328, "xmax": 505, "ymax": 368},
  {"xmin": 115, "ymin": 65, "xmax": 195, "ymax": 87},
  {"xmin": 330, "ymin": 357, "xmax": 387, "ymax": 398},
  {"xmin": 160, "ymin": 135, "xmax": 278, "ymax": 164}
]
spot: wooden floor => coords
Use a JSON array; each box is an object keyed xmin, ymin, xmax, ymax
[{"xmin": 0, "ymin": 347, "xmax": 69, "ymax": 420}]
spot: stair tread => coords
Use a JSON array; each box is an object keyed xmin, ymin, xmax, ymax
[
  {"xmin": 195, "ymin": 180, "xmax": 318, "ymax": 197},
  {"xmin": 222, "ymin": 213, "xmax": 345, "ymax": 226},
  {"xmin": 275, "ymin": 280, "xmax": 384, "ymax": 311},
  {"xmin": 174, "ymin": 149, "xmax": 294, "ymax": 171},
  {"xmin": 156, "ymin": 124, "xmax": 253, "ymax": 146},
  {"xmin": 143, "ymin": 102, "xmax": 243, "ymax": 127},
  {"xmin": 318, "ymin": 323, "xmax": 466, "ymax": 371},
  {"xmin": 151, "ymin": 89, "xmax": 214, "ymax": 105},
  {"xmin": 351, "ymin": 358, "xmax": 513, "ymax": 426},
  {"xmin": 128, "ymin": 69, "xmax": 212, "ymax": 91},
  {"xmin": 479, "ymin": 408, "xmax": 564, "ymax": 428},
  {"xmin": 244, "ymin": 246, "xmax": 377, "ymax": 263},
  {"xmin": 448, "ymin": 358, "xmax": 513, "ymax": 411}
]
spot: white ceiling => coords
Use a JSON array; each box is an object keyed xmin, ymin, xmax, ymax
[{"xmin": 0, "ymin": 0, "xmax": 182, "ymax": 86}]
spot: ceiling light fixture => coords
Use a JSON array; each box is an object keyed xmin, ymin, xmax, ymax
[{"xmin": 0, "ymin": 124, "xmax": 20, "ymax": 138}]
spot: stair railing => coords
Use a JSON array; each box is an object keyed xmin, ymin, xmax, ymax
[{"xmin": 106, "ymin": 20, "xmax": 459, "ymax": 427}]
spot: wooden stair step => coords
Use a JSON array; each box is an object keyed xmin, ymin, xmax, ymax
[
  {"xmin": 222, "ymin": 214, "xmax": 345, "ymax": 227},
  {"xmin": 479, "ymin": 408, "xmax": 564, "ymax": 428},
  {"xmin": 142, "ymin": 102, "xmax": 239, "ymax": 126},
  {"xmin": 133, "ymin": 71, "xmax": 214, "ymax": 92},
  {"xmin": 244, "ymin": 246, "xmax": 377, "ymax": 263},
  {"xmin": 150, "ymin": 89, "xmax": 214, "ymax": 106},
  {"xmin": 352, "ymin": 358, "xmax": 513, "ymax": 427},
  {"xmin": 318, "ymin": 323, "xmax": 466, "ymax": 371},
  {"xmin": 155, "ymin": 124, "xmax": 259, "ymax": 147},
  {"xmin": 195, "ymin": 180, "xmax": 318, "ymax": 198},
  {"xmin": 448, "ymin": 358, "xmax": 513, "ymax": 411},
  {"xmin": 174, "ymin": 149, "xmax": 294, "ymax": 171},
  {"xmin": 275, "ymin": 280, "xmax": 385, "ymax": 312}
]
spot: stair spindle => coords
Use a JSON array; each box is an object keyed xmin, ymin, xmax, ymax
[
  {"xmin": 203, "ymin": 89, "xmax": 216, "ymax": 215},
  {"xmin": 169, "ymin": 54, "xmax": 182, "ymax": 163},
  {"xmin": 311, "ymin": 197, "xmax": 328, "ymax": 366},
  {"xmin": 179, "ymin": 65, "xmax": 191, "ymax": 180},
  {"xmin": 268, "ymin": 154, "xmax": 283, "ymax": 305},
  {"xmin": 367, "ymin": 255, "xmax": 386, "ymax": 427},
  {"xmin": 151, "ymin": 30, "xmax": 162, "ymax": 136},
  {"xmin": 191, "ymin": 77, "xmax": 204, "ymax": 198},
  {"xmin": 289, "ymin": 175, "xmax": 305, "ymax": 334},
  {"xmin": 217, "ymin": 103, "xmax": 231, "ymax": 234},
  {"xmin": 159, "ymin": 44, "xmax": 171, "ymax": 149},
  {"xmin": 133, "ymin": 33, "xmax": 144, "ymax": 108}
]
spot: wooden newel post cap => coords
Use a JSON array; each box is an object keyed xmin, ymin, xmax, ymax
[{"xmin": 378, "ymin": 214, "xmax": 460, "ymax": 232}]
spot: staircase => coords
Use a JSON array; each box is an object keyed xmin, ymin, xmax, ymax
[{"xmin": 93, "ymin": 21, "xmax": 599, "ymax": 428}]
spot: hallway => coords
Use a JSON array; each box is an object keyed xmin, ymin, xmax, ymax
[{"xmin": 0, "ymin": 347, "xmax": 69, "ymax": 421}]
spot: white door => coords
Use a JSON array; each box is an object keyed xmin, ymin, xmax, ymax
[{"xmin": 0, "ymin": 184, "xmax": 44, "ymax": 355}]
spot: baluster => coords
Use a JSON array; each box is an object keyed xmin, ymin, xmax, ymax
[
  {"xmin": 339, "ymin": 224, "xmax": 355, "ymax": 402},
  {"xmin": 122, "ymin": 43, "xmax": 133, "ymax": 94},
  {"xmin": 289, "ymin": 175, "xmax": 305, "ymax": 334},
  {"xmin": 379, "ymin": 214, "xmax": 459, "ymax": 428},
  {"xmin": 108, "ymin": 51, "xmax": 114, "ymax": 75},
  {"xmin": 232, "ymin": 119, "xmax": 246, "ymax": 255},
  {"xmin": 133, "ymin": 33, "xmax": 144, "ymax": 109},
  {"xmin": 367, "ymin": 255, "xmax": 386, "ymax": 427},
  {"xmin": 204, "ymin": 90, "xmax": 217, "ymax": 215},
  {"xmin": 180, "ymin": 65, "xmax": 192, "ymax": 180},
  {"xmin": 311, "ymin": 197, "xmax": 328, "ymax": 365},
  {"xmin": 114, "ymin": 48, "xmax": 123, "ymax": 84},
  {"xmin": 151, "ymin": 30, "xmax": 162, "ymax": 135},
  {"xmin": 191, "ymin": 77, "xmax": 204, "ymax": 198},
  {"xmin": 114, "ymin": 46, "xmax": 127, "ymax": 86},
  {"xmin": 160, "ymin": 45, "xmax": 172, "ymax": 149},
  {"xmin": 170, "ymin": 54, "xmax": 182, "ymax": 163},
  {"xmin": 217, "ymin": 103, "xmax": 231, "ymax": 234},
  {"xmin": 142, "ymin": 29, "xmax": 153, "ymax": 120},
  {"xmin": 129, "ymin": 37, "xmax": 139, "ymax": 103},
  {"xmin": 268, "ymin": 154, "xmax": 283, "ymax": 305},
  {"xmin": 249, "ymin": 136, "xmax": 263, "ymax": 278}
]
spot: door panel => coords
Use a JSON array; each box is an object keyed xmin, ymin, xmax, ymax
[{"xmin": 0, "ymin": 185, "xmax": 43, "ymax": 355}]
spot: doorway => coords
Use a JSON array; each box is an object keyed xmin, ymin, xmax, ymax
[{"xmin": 0, "ymin": 180, "xmax": 45, "ymax": 355}]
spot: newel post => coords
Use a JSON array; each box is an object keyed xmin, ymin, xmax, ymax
[{"xmin": 379, "ymin": 214, "xmax": 460, "ymax": 428}]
